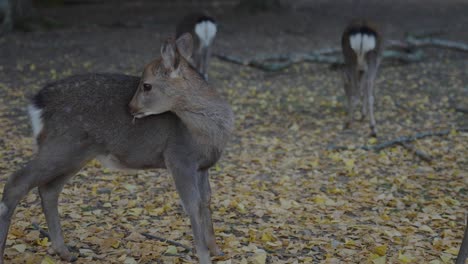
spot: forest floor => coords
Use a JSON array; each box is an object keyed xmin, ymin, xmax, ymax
[{"xmin": 0, "ymin": 0, "xmax": 467, "ymax": 263}]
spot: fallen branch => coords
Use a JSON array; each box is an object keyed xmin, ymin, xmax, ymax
[
  {"xmin": 327, "ymin": 127, "xmax": 468, "ymax": 152},
  {"xmin": 400, "ymin": 142, "xmax": 432, "ymax": 162},
  {"xmin": 141, "ymin": 232, "xmax": 192, "ymax": 252},
  {"xmin": 263, "ymin": 248, "xmax": 309, "ymax": 258},
  {"xmin": 215, "ymin": 49, "xmax": 422, "ymax": 72},
  {"xmin": 216, "ymin": 34, "xmax": 468, "ymax": 72},
  {"xmin": 407, "ymin": 37, "xmax": 468, "ymax": 53},
  {"xmin": 214, "ymin": 52, "xmax": 340, "ymax": 71},
  {"xmin": 387, "ymin": 36, "xmax": 468, "ymax": 53},
  {"xmin": 32, "ymin": 222, "xmax": 51, "ymax": 239},
  {"xmin": 455, "ymin": 107, "xmax": 468, "ymax": 114}
]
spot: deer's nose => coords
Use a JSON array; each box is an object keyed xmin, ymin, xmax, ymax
[{"xmin": 128, "ymin": 103, "xmax": 140, "ymax": 115}]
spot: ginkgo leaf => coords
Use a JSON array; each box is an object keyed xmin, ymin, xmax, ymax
[
  {"xmin": 251, "ymin": 251, "xmax": 267, "ymax": 264},
  {"xmin": 36, "ymin": 237, "xmax": 49, "ymax": 247},
  {"xmin": 40, "ymin": 256, "xmax": 55, "ymax": 264},
  {"xmin": 373, "ymin": 244, "xmax": 388, "ymax": 256},
  {"xmin": 398, "ymin": 251, "xmax": 415, "ymax": 263},
  {"xmin": 165, "ymin": 246, "xmax": 178, "ymax": 255},
  {"xmin": 12, "ymin": 244, "xmax": 27, "ymax": 253}
]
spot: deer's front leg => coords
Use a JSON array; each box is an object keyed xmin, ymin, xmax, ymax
[
  {"xmin": 198, "ymin": 170, "xmax": 223, "ymax": 256},
  {"xmin": 167, "ymin": 159, "xmax": 212, "ymax": 264}
]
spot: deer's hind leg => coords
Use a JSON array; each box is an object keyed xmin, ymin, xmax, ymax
[
  {"xmin": 366, "ymin": 67, "xmax": 378, "ymax": 137},
  {"xmin": 0, "ymin": 135, "xmax": 98, "ymax": 263},
  {"xmin": 38, "ymin": 170, "xmax": 84, "ymax": 262},
  {"xmin": 360, "ymin": 71, "xmax": 368, "ymax": 121},
  {"xmin": 343, "ymin": 69, "xmax": 359, "ymax": 129}
]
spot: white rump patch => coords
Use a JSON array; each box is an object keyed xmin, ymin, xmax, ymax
[
  {"xmin": 349, "ymin": 33, "xmax": 376, "ymax": 54},
  {"xmin": 0, "ymin": 202, "xmax": 7, "ymax": 217},
  {"xmin": 28, "ymin": 104, "xmax": 44, "ymax": 139},
  {"xmin": 194, "ymin": 20, "xmax": 217, "ymax": 47}
]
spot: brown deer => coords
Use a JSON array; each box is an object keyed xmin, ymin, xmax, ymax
[
  {"xmin": 176, "ymin": 12, "xmax": 217, "ymax": 81},
  {"xmin": 456, "ymin": 217, "xmax": 468, "ymax": 264},
  {"xmin": 0, "ymin": 33, "xmax": 234, "ymax": 264},
  {"xmin": 341, "ymin": 20, "xmax": 382, "ymax": 137}
]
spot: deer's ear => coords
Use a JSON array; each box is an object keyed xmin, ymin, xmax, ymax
[
  {"xmin": 161, "ymin": 39, "xmax": 176, "ymax": 71},
  {"xmin": 175, "ymin": 33, "xmax": 193, "ymax": 62}
]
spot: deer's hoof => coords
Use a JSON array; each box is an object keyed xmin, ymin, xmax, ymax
[
  {"xmin": 49, "ymin": 246, "xmax": 78, "ymax": 262},
  {"xmin": 209, "ymin": 244, "xmax": 224, "ymax": 257}
]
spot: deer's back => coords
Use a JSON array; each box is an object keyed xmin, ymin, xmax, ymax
[{"xmin": 33, "ymin": 74, "xmax": 182, "ymax": 169}]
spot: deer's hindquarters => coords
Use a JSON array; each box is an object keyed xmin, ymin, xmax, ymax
[
  {"xmin": 27, "ymin": 104, "xmax": 44, "ymax": 141},
  {"xmin": 194, "ymin": 17, "xmax": 216, "ymax": 80},
  {"xmin": 194, "ymin": 19, "xmax": 216, "ymax": 48},
  {"xmin": 349, "ymin": 31, "xmax": 376, "ymax": 71}
]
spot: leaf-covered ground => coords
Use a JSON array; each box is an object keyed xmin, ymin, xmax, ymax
[{"xmin": 0, "ymin": 1, "xmax": 467, "ymax": 263}]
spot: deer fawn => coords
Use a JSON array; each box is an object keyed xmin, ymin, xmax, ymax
[
  {"xmin": 176, "ymin": 12, "xmax": 217, "ymax": 81},
  {"xmin": 0, "ymin": 33, "xmax": 234, "ymax": 264},
  {"xmin": 341, "ymin": 20, "xmax": 382, "ymax": 137},
  {"xmin": 456, "ymin": 217, "xmax": 468, "ymax": 264}
]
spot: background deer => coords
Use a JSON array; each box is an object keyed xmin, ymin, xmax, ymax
[
  {"xmin": 341, "ymin": 20, "xmax": 382, "ymax": 137},
  {"xmin": 0, "ymin": 33, "xmax": 234, "ymax": 264},
  {"xmin": 176, "ymin": 12, "xmax": 217, "ymax": 81}
]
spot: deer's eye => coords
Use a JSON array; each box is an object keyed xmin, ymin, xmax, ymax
[{"xmin": 143, "ymin": 83, "xmax": 152, "ymax": 92}]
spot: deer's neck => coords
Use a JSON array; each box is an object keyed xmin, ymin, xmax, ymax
[{"xmin": 175, "ymin": 96, "xmax": 234, "ymax": 150}]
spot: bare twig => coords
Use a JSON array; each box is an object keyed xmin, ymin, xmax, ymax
[
  {"xmin": 263, "ymin": 248, "xmax": 309, "ymax": 258},
  {"xmin": 386, "ymin": 37, "xmax": 468, "ymax": 53},
  {"xmin": 399, "ymin": 142, "xmax": 432, "ymax": 162},
  {"xmin": 215, "ymin": 49, "xmax": 423, "ymax": 72},
  {"xmin": 216, "ymin": 34, "xmax": 468, "ymax": 72},
  {"xmin": 32, "ymin": 222, "xmax": 51, "ymax": 239},
  {"xmin": 406, "ymin": 37, "xmax": 468, "ymax": 53},
  {"xmin": 327, "ymin": 127, "xmax": 468, "ymax": 152},
  {"xmin": 382, "ymin": 50, "xmax": 424, "ymax": 63},
  {"xmin": 141, "ymin": 232, "xmax": 192, "ymax": 252},
  {"xmin": 455, "ymin": 108, "xmax": 468, "ymax": 114},
  {"xmin": 214, "ymin": 52, "xmax": 341, "ymax": 72}
]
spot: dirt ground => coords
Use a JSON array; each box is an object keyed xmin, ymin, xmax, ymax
[{"xmin": 0, "ymin": 0, "xmax": 467, "ymax": 263}]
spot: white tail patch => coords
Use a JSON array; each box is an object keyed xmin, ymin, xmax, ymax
[
  {"xmin": 349, "ymin": 33, "xmax": 376, "ymax": 54},
  {"xmin": 194, "ymin": 20, "xmax": 217, "ymax": 48},
  {"xmin": 28, "ymin": 104, "xmax": 44, "ymax": 139},
  {"xmin": 0, "ymin": 202, "xmax": 7, "ymax": 217}
]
